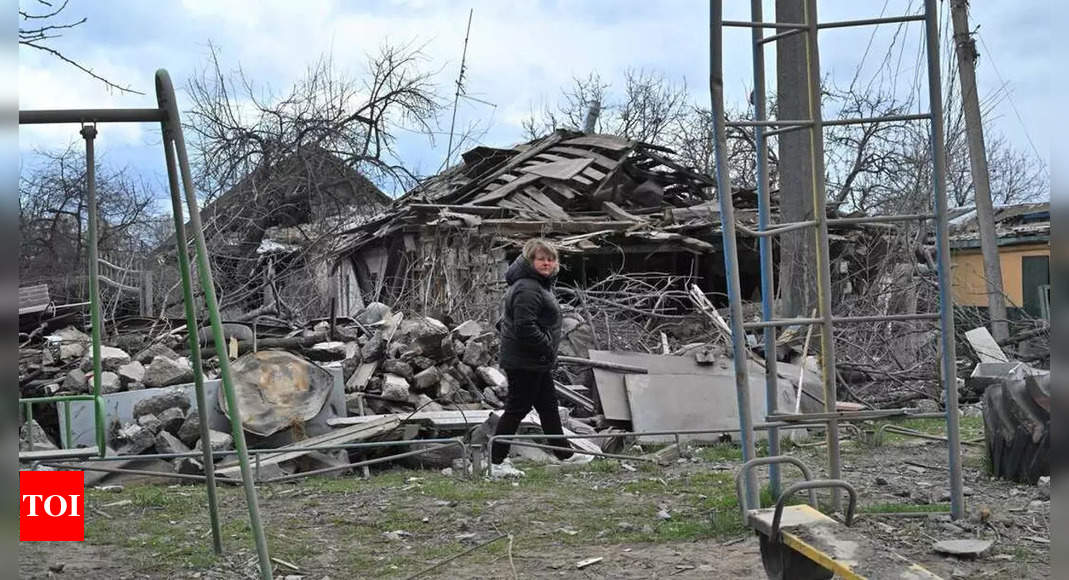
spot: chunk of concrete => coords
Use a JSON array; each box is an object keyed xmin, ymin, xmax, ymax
[
  {"xmin": 118, "ymin": 360, "xmax": 146, "ymax": 385},
  {"xmin": 98, "ymin": 346, "xmax": 132, "ymax": 371},
  {"xmin": 382, "ymin": 359, "xmax": 414, "ymax": 380},
  {"xmin": 174, "ymin": 457, "xmax": 204, "ymax": 475},
  {"xmin": 462, "ymin": 340, "xmax": 491, "ymax": 367},
  {"xmin": 64, "ymin": 368, "xmax": 88, "ymax": 393},
  {"xmin": 932, "ymin": 539, "xmax": 993, "ymax": 557},
  {"xmin": 157, "ymin": 407, "xmax": 186, "ymax": 435},
  {"xmin": 20, "ymin": 419, "xmax": 59, "ymax": 451},
  {"xmin": 142, "ymin": 356, "xmax": 195, "ymax": 388},
  {"xmin": 154, "ymin": 431, "xmax": 190, "ymax": 455},
  {"xmin": 177, "ymin": 410, "xmax": 202, "ymax": 447},
  {"xmin": 194, "ymin": 430, "xmax": 234, "ymax": 453},
  {"xmin": 132, "ymin": 389, "xmax": 191, "ymax": 418},
  {"xmin": 416, "ymin": 394, "xmax": 444, "ymax": 413},
  {"xmin": 452, "ymin": 320, "xmax": 483, "ymax": 341},
  {"xmin": 51, "ymin": 327, "xmax": 90, "ymax": 360},
  {"xmin": 99, "ymin": 371, "xmax": 121, "ymax": 394},
  {"xmin": 381, "ymin": 374, "xmax": 411, "ymax": 402},
  {"xmin": 136, "ymin": 413, "xmax": 163, "ymax": 434},
  {"xmin": 413, "ymin": 366, "xmax": 441, "ymax": 391},
  {"xmin": 308, "ymin": 341, "xmax": 347, "ymax": 361},
  {"xmin": 438, "ymin": 370, "xmax": 460, "ymax": 399},
  {"xmin": 476, "ymin": 366, "xmax": 508, "ymax": 389},
  {"xmin": 115, "ymin": 423, "xmax": 155, "ymax": 455},
  {"xmin": 356, "ymin": 301, "xmax": 391, "ymax": 325},
  {"xmin": 133, "ymin": 343, "xmax": 180, "ymax": 365}
]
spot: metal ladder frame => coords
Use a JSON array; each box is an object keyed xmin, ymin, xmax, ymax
[
  {"xmin": 19, "ymin": 70, "xmax": 274, "ymax": 579},
  {"xmin": 711, "ymin": 0, "xmax": 963, "ymax": 519}
]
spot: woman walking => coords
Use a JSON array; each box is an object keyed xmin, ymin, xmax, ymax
[{"xmin": 491, "ymin": 238, "xmax": 573, "ymax": 473}]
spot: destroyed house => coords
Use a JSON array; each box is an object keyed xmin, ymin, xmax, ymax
[
  {"xmin": 155, "ymin": 146, "xmax": 391, "ymax": 317},
  {"xmin": 950, "ymin": 202, "xmax": 1051, "ymax": 319},
  {"xmin": 329, "ymin": 130, "xmax": 877, "ymax": 321}
]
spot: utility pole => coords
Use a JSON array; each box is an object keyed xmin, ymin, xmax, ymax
[
  {"xmin": 444, "ymin": 8, "xmax": 474, "ymax": 169},
  {"xmin": 775, "ymin": 0, "xmax": 818, "ymax": 322},
  {"xmin": 951, "ymin": 0, "xmax": 1008, "ymax": 341}
]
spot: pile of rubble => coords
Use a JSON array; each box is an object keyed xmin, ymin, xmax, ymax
[{"xmin": 337, "ymin": 303, "xmax": 511, "ymax": 415}]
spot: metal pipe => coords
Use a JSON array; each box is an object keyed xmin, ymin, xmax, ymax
[
  {"xmin": 19, "ymin": 108, "xmax": 167, "ymax": 125},
  {"xmin": 64, "ymin": 402, "xmax": 72, "ymax": 450},
  {"xmin": 750, "ymin": 0, "xmax": 780, "ymax": 499},
  {"xmin": 763, "ymin": 124, "xmax": 812, "ymax": 138},
  {"xmin": 752, "ymin": 219, "xmax": 818, "ymax": 238},
  {"xmin": 39, "ymin": 463, "xmax": 237, "ymax": 484},
  {"xmin": 743, "ymin": 312, "xmax": 940, "ymax": 330},
  {"xmin": 824, "ymin": 113, "xmax": 932, "ymax": 126},
  {"xmin": 924, "ymin": 0, "xmax": 964, "ymax": 520},
  {"xmin": 726, "ymin": 119, "xmax": 813, "ymax": 128},
  {"xmin": 817, "ymin": 14, "xmax": 926, "ymax": 29},
  {"xmin": 26, "ymin": 403, "xmax": 34, "ymax": 451},
  {"xmin": 159, "ymin": 116, "xmax": 223, "ymax": 556},
  {"xmin": 757, "ymin": 27, "xmax": 805, "ymax": 45},
  {"xmin": 827, "ymin": 213, "xmax": 935, "ymax": 225},
  {"xmin": 723, "ymin": 20, "xmax": 808, "ymax": 30},
  {"xmin": 66, "ymin": 438, "xmax": 471, "ymax": 462},
  {"xmin": 711, "ymin": 0, "xmax": 758, "ymax": 512},
  {"xmin": 734, "ymin": 456, "xmax": 817, "ymax": 515},
  {"xmin": 20, "ymin": 394, "xmax": 98, "ymax": 404},
  {"xmin": 155, "ymin": 69, "xmax": 272, "ymax": 579},
  {"xmin": 802, "ymin": 0, "xmax": 842, "ymax": 511},
  {"xmin": 260, "ymin": 441, "xmax": 465, "ymax": 484},
  {"xmin": 81, "ymin": 124, "xmax": 107, "ymax": 458}
]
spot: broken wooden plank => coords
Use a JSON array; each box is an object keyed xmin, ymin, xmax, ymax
[
  {"xmin": 520, "ymin": 158, "xmax": 593, "ymax": 180},
  {"xmin": 549, "ymin": 145, "xmax": 621, "ymax": 171},
  {"xmin": 346, "ymin": 361, "xmax": 379, "ymax": 392},
  {"xmin": 602, "ymin": 201, "xmax": 645, "ymax": 223},
  {"xmin": 560, "ymin": 135, "xmax": 634, "ymax": 151},
  {"xmin": 469, "ymin": 173, "xmax": 539, "ymax": 205},
  {"xmin": 521, "ymin": 188, "xmax": 571, "ymax": 220},
  {"xmin": 214, "ymin": 416, "xmax": 400, "ymax": 478}
]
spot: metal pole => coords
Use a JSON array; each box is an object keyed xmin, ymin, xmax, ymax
[
  {"xmin": 924, "ymin": 0, "xmax": 964, "ymax": 520},
  {"xmin": 159, "ymin": 126, "xmax": 223, "ymax": 555},
  {"xmin": 710, "ymin": 0, "xmax": 758, "ymax": 511},
  {"xmin": 155, "ymin": 69, "xmax": 273, "ymax": 578},
  {"xmin": 802, "ymin": 0, "xmax": 842, "ymax": 510},
  {"xmin": 750, "ymin": 0, "xmax": 780, "ymax": 499},
  {"xmin": 20, "ymin": 107, "xmax": 167, "ymax": 125},
  {"xmin": 80, "ymin": 124, "xmax": 107, "ymax": 457}
]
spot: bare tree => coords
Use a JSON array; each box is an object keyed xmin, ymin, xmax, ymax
[
  {"xmin": 180, "ymin": 43, "xmax": 443, "ymax": 318},
  {"xmin": 19, "ymin": 145, "xmax": 158, "ymax": 308},
  {"xmin": 18, "ymin": 0, "xmax": 142, "ymax": 94}
]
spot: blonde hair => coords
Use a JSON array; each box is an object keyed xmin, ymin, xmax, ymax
[{"xmin": 522, "ymin": 238, "xmax": 558, "ymax": 262}]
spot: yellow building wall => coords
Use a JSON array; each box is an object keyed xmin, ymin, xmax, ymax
[{"xmin": 952, "ymin": 243, "xmax": 1049, "ymax": 308}]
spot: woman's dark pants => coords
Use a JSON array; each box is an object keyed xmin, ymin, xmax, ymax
[{"xmin": 491, "ymin": 368, "xmax": 573, "ymax": 464}]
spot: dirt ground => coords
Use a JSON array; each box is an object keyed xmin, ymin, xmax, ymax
[{"xmin": 19, "ymin": 417, "xmax": 1049, "ymax": 579}]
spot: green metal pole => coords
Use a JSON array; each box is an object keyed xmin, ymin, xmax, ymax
[
  {"xmin": 26, "ymin": 403, "xmax": 34, "ymax": 451},
  {"xmin": 80, "ymin": 124, "xmax": 107, "ymax": 457},
  {"xmin": 159, "ymin": 128, "xmax": 224, "ymax": 556},
  {"xmin": 155, "ymin": 69, "xmax": 272, "ymax": 580},
  {"xmin": 64, "ymin": 402, "xmax": 72, "ymax": 450}
]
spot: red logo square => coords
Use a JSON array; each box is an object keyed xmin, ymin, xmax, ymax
[{"xmin": 20, "ymin": 471, "xmax": 85, "ymax": 541}]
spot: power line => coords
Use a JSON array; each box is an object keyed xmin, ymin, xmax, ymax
[{"xmin": 975, "ymin": 31, "xmax": 1044, "ymax": 160}]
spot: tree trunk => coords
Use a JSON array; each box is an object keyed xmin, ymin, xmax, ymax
[{"xmin": 775, "ymin": 0, "xmax": 818, "ymax": 320}]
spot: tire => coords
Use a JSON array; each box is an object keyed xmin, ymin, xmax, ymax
[{"xmin": 982, "ymin": 375, "xmax": 1050, "ymax": 484}]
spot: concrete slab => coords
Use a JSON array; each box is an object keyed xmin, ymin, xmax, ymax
[
  {"xmin": 624, "ymin": 372, "xmax": 793, "ymax": 443},
  {"xmin": 964, "ymin": 327, "xmax": 1010, "ymax": 363},
  {"xmin": 590, "ymin": 350, "xmax": 739, "ymax": 421},
  {"xmin": 64, "ymin": 367, "xmax": 346, "ymax": 449}
]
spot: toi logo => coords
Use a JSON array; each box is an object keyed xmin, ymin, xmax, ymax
[{"xmin": 20, "ymin": 471, "xmax": 85, "ymax": 541}]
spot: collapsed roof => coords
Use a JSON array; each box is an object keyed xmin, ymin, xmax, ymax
[{"xmin": 333, "ymin": 130, "xmax": 757, "ymax": 257}]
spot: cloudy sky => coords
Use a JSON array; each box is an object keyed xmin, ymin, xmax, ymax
[{"xmin": 18, "ymin": 0, "xmax": 1051, "ymax": 200}]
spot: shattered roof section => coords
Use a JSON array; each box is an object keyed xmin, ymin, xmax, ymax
[
  {"xmin": 950, "ymin": 202, "xmax": 1050, "ymax": 246},
  {"xmin": 334, "ymin": 130, "xmax": 743, "ymax": 257}
]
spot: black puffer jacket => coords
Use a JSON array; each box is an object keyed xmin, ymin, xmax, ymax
[{"xmin": 497, "ymin": 256, "xmax": 562, "ymax": 371}]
